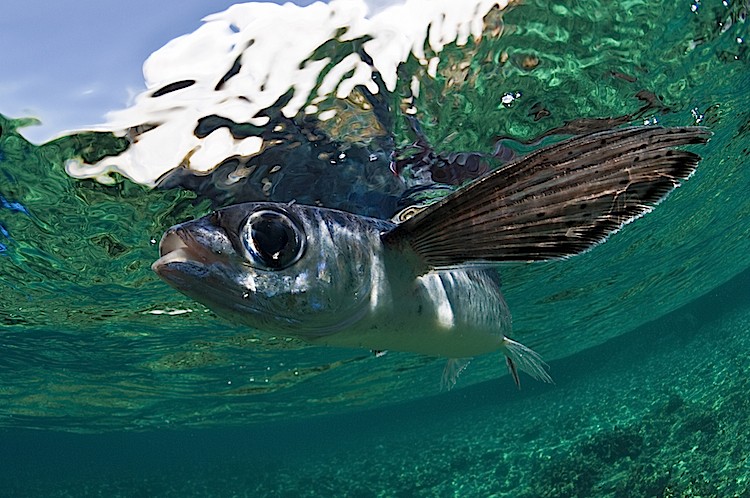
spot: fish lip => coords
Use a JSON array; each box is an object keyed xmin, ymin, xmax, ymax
[{"xmin": 151, "ymin": 228, "xmax": 219, "ymax": 274}]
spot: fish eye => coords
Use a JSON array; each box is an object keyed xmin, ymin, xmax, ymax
[{"xmin": 241, "ymin": 209, "xmax": 305, "ymax": 270}]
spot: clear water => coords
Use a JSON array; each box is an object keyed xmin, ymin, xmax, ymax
[{"xmin": 1, "ymin": 0, "xmax": 749, "ymax": 496}]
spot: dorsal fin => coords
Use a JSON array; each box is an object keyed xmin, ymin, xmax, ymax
[{"xmin": 382, "ymin": 126, "xmax": 711, "ymax": 268}]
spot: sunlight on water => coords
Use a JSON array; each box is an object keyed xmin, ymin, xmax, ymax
[{"xmin": 63, "ymin": 0, "xmax": 508, "ymax": 186}]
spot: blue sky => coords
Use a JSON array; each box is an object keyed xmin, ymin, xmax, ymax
[{"xmin": 0, "ymin": 0, "xmax": 320, "ymax": 143}]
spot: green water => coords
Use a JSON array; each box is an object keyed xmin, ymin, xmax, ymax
[
  {"xmin": 1, "ymin": 0, "xmax": 749, "ymax": 495},
  {"xmin": 2, "ymin": 271, "xmax": 749, "ymax": 496}
]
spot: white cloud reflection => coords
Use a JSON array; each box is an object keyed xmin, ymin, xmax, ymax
[{"xmin": 0, "ymin": 0, "xmax": 328, "ymax": 143}]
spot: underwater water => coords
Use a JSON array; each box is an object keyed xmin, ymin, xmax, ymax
[{"xmin": 1, "ymin": 0, "xmax": 749, "ymax": 496}]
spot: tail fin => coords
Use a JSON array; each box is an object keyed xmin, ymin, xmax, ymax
[{"xmin": 382, "ymin": 126, "xmax": 711, "ymax": 268}]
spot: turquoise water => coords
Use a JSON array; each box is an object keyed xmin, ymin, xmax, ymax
[
  {"xmin": 1, "ymin": 0, "xmax": 749, "ymax": 496},
  {"xmin": 2, "ymin": 271, "xmax": 749, "ymax": 496}
]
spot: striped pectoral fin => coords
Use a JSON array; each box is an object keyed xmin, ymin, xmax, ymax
[{"xmin": 382, "ymin": 126, "xmax": 711, "ymax": 268}]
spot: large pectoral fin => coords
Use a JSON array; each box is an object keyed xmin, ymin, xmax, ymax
[{"xmin": 382, "ymin": 126, "xmax": 711, "ymax": 268}]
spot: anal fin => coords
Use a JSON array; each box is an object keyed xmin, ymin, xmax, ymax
[{"xmin": 441, "ymin": 358, "xmax": 471, "ymax": 391}]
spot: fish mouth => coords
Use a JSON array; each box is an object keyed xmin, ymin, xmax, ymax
[{"xmin": 151, "ymin": 228, "xmax": 220, "ymax": 275}]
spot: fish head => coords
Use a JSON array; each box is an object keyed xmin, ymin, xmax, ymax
[{"xmin": 152, "ymin": 202, "xmax": 394, "ymax": 338}]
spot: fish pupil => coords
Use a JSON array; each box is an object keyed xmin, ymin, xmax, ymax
[
  {"xmin": 252, "ymin": 219, "xmax": 290, "ymax": 261},
  {"xmin": 243, "ymin": 210, "xmax": 305, "ymax": 270}
]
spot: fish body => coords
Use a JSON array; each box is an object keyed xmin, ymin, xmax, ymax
[
  {"xmin": 154, "ymin": 204, "xmax": 511, "ymax": 359},
  {"xmin": 153, "ymin": 126, "xmax": 710, "ymax": 386}
]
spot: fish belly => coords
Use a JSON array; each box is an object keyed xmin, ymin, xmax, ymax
[{"xmin": 311, "ymin": 268, "xmax": 509, "ymax": 358}]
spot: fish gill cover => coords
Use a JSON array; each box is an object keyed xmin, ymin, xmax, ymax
[{"xmin": 0, "ymin": 0, "xmax": 749, "ymax": 431}]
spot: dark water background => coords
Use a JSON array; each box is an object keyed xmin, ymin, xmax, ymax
[{"xmin": 1, "ymin": 0, "xmax": 749, "ymax": 495}]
